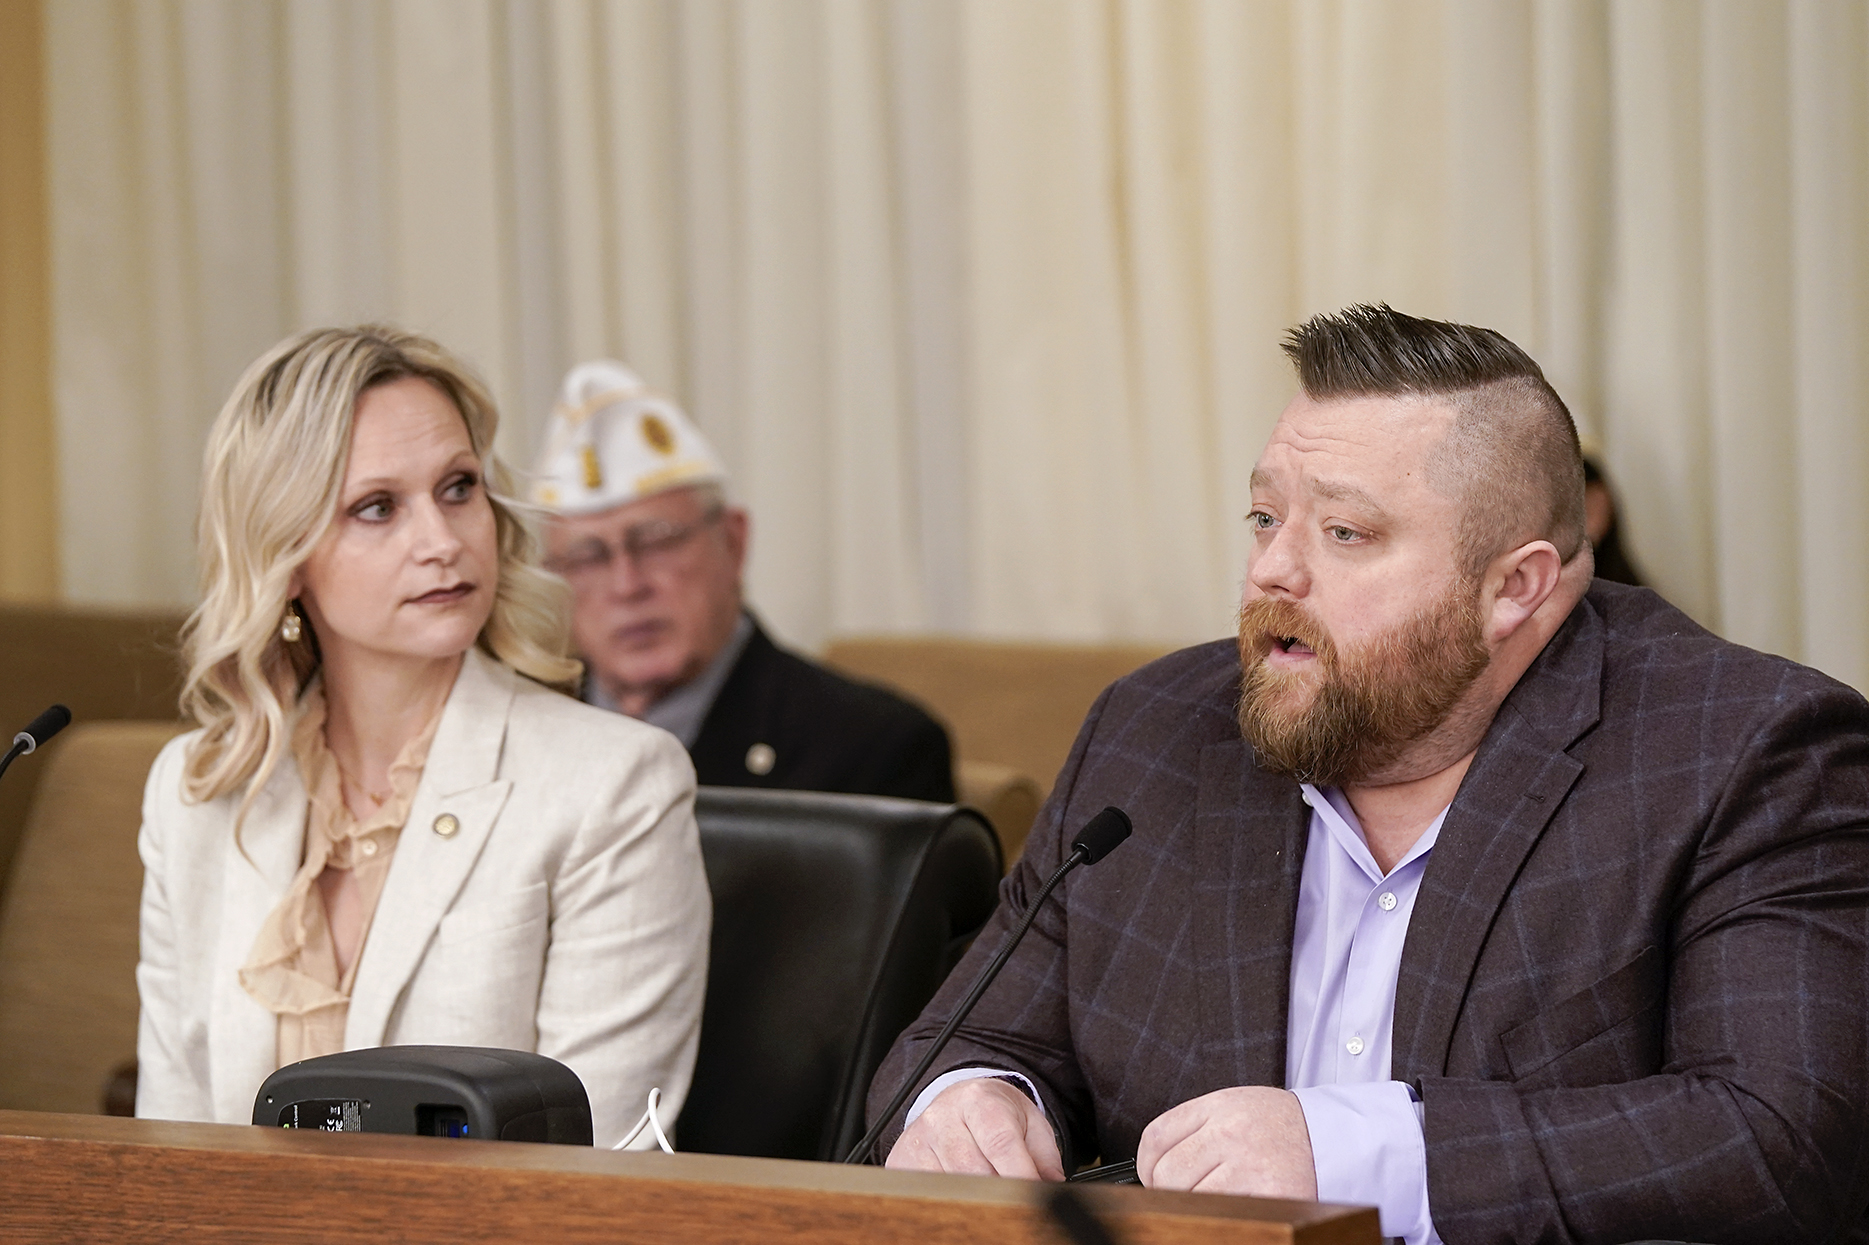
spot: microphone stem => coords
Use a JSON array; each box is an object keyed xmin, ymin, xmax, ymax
[
  {"xmin": 0, "ymin": 740, "xmax": 26, "ymax": 785},
  {"xmin": 844, "ymin": 844, "xmax": 1088, "ymax": 1164}
]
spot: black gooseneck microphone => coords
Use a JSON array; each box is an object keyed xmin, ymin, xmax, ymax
[
  {"xmin": 843, "ymin": 805, "xmax": 1133, "ymax": 1164},
  {"xmin": 0, "ymin": 705, "xmax": 72, "ymax": 785}
]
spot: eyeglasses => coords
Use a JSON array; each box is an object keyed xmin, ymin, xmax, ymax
[{"xmin": 547, "ymin": 508, "xmax": 723, "ymax": 580}]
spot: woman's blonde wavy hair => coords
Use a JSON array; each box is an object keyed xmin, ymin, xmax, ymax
[{"xmin": 180, "ymin": 325, "xmax": 580, "ymax": 821}]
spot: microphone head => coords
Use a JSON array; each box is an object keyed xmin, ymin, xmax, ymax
[
  {"xmin": 1071, "ymin": 807, "xmax": 1132, "ymax": 865},
  {"xmin": 21, "ymin": 704, "xmax": 71, "ymax": 750}
]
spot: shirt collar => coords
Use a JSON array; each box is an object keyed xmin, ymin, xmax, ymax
[{"xmin": 1299, "ymin": 782, "xmax": 1448, "ymax": 884}]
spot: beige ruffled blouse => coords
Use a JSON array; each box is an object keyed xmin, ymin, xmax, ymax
[{"xmin": 237, "ymin": 684, "xmax": 442, "ymax": 1066}]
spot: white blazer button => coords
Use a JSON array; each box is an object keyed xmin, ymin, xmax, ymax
[
  {"xmin": 745, "ymin": 743, "xmax": 776, "ymax": 775},
  {"xmin": 433, "ymin": 813, "xmax": 460, "ymax": 838}
]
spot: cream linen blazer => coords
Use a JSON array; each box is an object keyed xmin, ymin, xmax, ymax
[{"xmin": 134, "ymin": 646, "xmax": 712, "ymax": 1148}]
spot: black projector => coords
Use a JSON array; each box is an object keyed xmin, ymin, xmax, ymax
[{"xmin": 253, "ymin": 1046, "xmax": 593, "ymax": 1145}]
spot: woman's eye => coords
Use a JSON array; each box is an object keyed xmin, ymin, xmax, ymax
[
  {"xmin": 443, "ymin": 473, "xmax": 479, "ymax": 502},
  {"xmin": 354, "ymin": 497, "xmax": 393, "ymax": 522}
]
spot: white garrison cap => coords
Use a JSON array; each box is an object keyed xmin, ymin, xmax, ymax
[{"xmin": 531, "ymin": 361, "xmax": 727, "ymax": 515}]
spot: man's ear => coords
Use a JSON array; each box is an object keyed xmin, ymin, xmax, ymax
[
  {"xmin": 1485, "ymin": 540, "xmax": 1563, "ymax": 643},
  {"xmin": 722, "ymin": 507, "xmax": 750, "ymax": 575}
]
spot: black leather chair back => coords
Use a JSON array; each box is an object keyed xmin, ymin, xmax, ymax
[{"xmin": 676, "ymin": 787, "xmax": 1001, "ymax": 1161}]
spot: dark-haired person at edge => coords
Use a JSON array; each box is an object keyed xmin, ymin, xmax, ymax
[
  {"xmin": 870, "ymin": 305, "xmax": 1869, "ymax": 1243},
  {"xmin": 530, "ymin": 361, "xmax": 954, "ymax": 803},
  {"xmin": 1581, "ymin": 451, "xmax": 1646, "ymax": 588}
]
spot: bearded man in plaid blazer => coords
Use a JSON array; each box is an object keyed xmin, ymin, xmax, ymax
[{"xmin": 871, "ymin": 305, "xmax": 1869, "ymax": 1245}]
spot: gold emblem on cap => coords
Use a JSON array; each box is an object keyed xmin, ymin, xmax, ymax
[
  {"xmin": 744, "ymin": 743, "xmax": 776, "ymax": 776},
  {"xmin": 580, "ymin": 444, "xmax": 604, "ymax": 490},
  {"xmin": 641, "ymin": 413, "xmax": 676, "ymax": 456},
  {"xmin": 433, "ymin": 813, "xmax": 460, "ymax": 838}
]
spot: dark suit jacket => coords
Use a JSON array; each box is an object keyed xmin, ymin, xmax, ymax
[
  {"xmin": 869, "ymin": 582, "xmax": 1869, "ymax": 1244},
  {"xmin": 689, "ymin": 620, "xmax": 955, "ymax": 804}
]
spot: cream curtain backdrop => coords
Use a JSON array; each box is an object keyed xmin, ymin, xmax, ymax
[{"xmin": 44, "ymin": 0, "xmax": 1869, "ymax": 690}]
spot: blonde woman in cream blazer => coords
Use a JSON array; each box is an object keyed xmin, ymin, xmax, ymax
[
  {"xmin": 135, "ymin": 326, "xmax": 710, "ymax": 1148},
  {"xmin": 136, "ymin": 646, "xmax": 709, "ymax": 1144}
]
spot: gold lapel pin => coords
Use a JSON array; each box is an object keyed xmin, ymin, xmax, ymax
[{"xmin": 433, "ymin": 813, "xmax": 460, "ymax": 839}]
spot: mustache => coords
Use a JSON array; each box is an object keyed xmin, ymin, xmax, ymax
[
  {"xmin": 1237, "ymin": 595, "xmax": 1337, "ymax": 663},
  {"xmin": 1234, "ymin": 579, "xmax": 1491, "ymax": 786}
]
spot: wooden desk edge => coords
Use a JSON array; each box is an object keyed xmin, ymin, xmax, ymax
[{"xmin": 0, "ymin": 1109, "xmax": 1382, "ymax": 1244}]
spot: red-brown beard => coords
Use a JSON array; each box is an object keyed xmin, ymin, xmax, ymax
[{"xmin": 1236, "ymin": 582, "xmax": 1490, "ymax": 786}]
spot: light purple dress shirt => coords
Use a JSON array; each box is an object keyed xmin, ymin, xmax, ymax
[
  {"xmin": 1287, "ymin": 784, "xmax": 1445, "ymax": 1245},
  {"xmin": 907, "ymin": 784, "xmax": 1448, "ymax": 1244}
]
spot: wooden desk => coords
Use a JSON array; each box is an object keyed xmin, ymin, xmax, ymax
[{"xmin": 0, "ymin": 1110, "xmax": 1379, "ymax": 1244}]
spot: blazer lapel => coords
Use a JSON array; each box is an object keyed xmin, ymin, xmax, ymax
[
  {"xmin": 209, "ymin": 757, "xmax": 306, "ymax": 1122},
  {"xmin": 1391, "ymin": 599, "xmax": 1605, "ymax": 1082},
  {"xmin": 344, "ymin": 649, "xmax": 517, "ymax": 1049},
  {"xmin": 1195, "ymin": 738, "xmax": 1309, "ymax": 1090}
]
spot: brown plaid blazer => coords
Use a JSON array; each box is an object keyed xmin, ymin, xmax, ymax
[{"xmin": 869, "ymin": 582, "xmax": 1869, "ymax": 1244}]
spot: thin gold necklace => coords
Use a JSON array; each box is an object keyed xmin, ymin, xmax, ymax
[{"xmin": 333, "ymin": 757, "xmax": 389, "ymax": 808}]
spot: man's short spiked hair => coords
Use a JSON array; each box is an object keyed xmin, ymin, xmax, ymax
[{"xmin": 1281, "ymin": 304, "xmax": 1587, "ymax": 579}]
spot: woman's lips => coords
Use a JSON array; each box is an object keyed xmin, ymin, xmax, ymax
[{"xmin": 409, "ymin": 583, "xmax": 475, "ymax": 605}]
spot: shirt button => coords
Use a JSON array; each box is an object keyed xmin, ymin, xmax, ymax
[
  {"xmin": 1378, "ymin": 891, "xmax": 1398, "ymax": 911},
  {"xmin": 360, "ymin": 839, "xmax": 379, "ymax": 857},
  {"xmin": 1346, "ymin": 1036, "xmax": 1365, "ymax": 1056}
]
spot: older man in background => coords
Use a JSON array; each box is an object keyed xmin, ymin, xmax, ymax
[{"xmin": 533, "ymin": 362, "xmax": 954, "ymax": 802}]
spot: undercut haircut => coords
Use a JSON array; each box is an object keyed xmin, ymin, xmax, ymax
[{"xmin": 1282, "ymin": 304, "xmax": 1586, "ymax": 580}]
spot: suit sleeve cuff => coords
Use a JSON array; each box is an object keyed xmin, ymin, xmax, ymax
[{"xmin": 1291, "ymin": 1081, "xmax": 1441, "ymax": 1245}]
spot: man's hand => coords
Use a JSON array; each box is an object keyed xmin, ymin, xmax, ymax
[
  {"xmin": 883, "ymin": 1077, "xmax": 1065, "ymax": 1181},
  {"xmin": 1136, "ymin": 1087, "xmax": 1318, "ymax": 1199}
]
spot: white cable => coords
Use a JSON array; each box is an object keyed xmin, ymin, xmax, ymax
[{"xmin": 611, "ymin": 1086, "xmax": 674, "ymax": 1153}]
